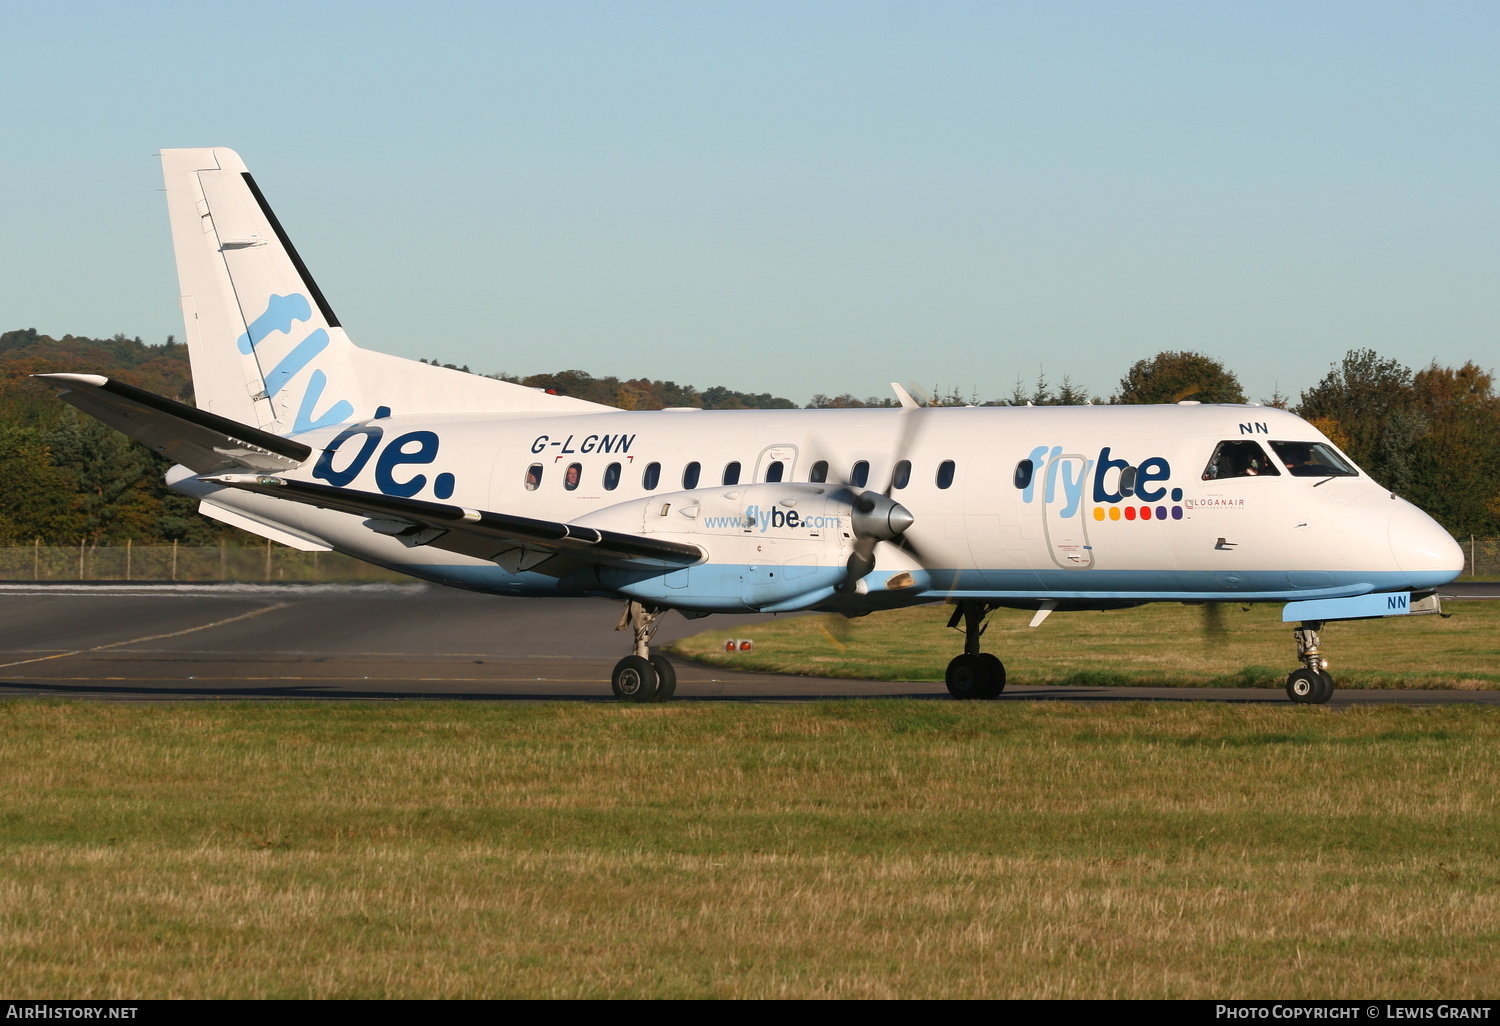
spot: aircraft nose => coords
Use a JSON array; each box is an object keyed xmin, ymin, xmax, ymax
[{"xmin": 1389, "ymin": 501, "xmax": 1464, "ymax": 589}]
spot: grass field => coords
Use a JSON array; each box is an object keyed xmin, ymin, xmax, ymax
[
  {"xmin": 669, "ymin": 600, "xmax": 1500, "ymax": 690},
  {"xmin": 2, "ymin": 700, "xmax": 1499, "ymax": 998}
]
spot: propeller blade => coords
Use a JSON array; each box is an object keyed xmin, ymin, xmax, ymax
[
  {"xmin": 1202, "ymin": 602, "xmax": 1228, "ymax": 639},
  {"xmin": 806, "ymin": 401, "xmax": 930, "ymax": 591},
  {"xmin": 894, "ymin": 532, "xmax": 932, "ymax": 566}
]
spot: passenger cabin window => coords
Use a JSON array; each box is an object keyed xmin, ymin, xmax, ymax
[
  {"xmin": 936, "ymin": 460, "xmax": 955, "ymax": 489},
  {"xmin": 809, "ymin": 460, "xmax": 829, "ymax": 483},
  {"xmin": 723, "ymin": 461, "xmax": 741, "ymax": 485},
  {"xmin": 525, "ymin": 464, "xmax": 543, "ymax": 490},
  {"xmin": 1013, "ymin": 459, "xmax": 1033, "ymax": 490},
  {"xmin": 765, "ymin": 461, "xmax": 785, "ymax": 483},
  {"xmin": 1269, "ymin": 441, "xmax": 1358, "ymax": 478},
  {"xmin": 643, "ymin": 462, "xmax": 661, "ymax": 490},
  {"xmin": 603, "ymin": 462, "xmax": 622, "ymax": 490},
  {"xmin": 682, "ymin": 462, "xmax": 701, "ymax": 489},
  {"xmin": 851, "ymin": 461, "xmax": 870, "ymax": 488},
  {"xmin": 564, "ymin": 462, "xmax": 582, "ymax": 491},
  {"xmin": 891, "ymin": 460, "xmax": 911, "ymax": 490},
  {"xmin": 1202, "ymin": 440, "xmax": 1280, "ymax": 480}
]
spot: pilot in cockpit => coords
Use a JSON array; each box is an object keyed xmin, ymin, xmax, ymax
[{"xmin": 1202, "ymin": 440, "xmax": 1278, "ymax": 480}]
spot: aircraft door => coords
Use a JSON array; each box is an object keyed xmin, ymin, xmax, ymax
[
  {"xmin": 1043, "ymin": 453, "xmax": 1095, "ymax": 569},
  {"xmin": 962, "ymin": 450, "xmax": 1041, "ymax": 590}
]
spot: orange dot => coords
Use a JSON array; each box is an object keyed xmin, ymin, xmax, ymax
[
  {"xmin": 1093, "ymin": 507, "xmax": 1105, "ymax": 521},
  {"xmin": 1109, "ymin": 507, "xmax": 1121, "ymax": 521}
]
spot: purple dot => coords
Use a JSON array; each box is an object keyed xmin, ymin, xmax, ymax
[
  {"xmin": 1156, "ymin": 506, "xmax": 1167, "ymax": 521},
  {"xmin": 1171, "ymin": 506, "xmax": 1183, "ymax": 520}
]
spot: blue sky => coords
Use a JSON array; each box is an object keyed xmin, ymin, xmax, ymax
[{"xmin": 3, "ymin": 1, "xmax": 1496, "ymax": 404}]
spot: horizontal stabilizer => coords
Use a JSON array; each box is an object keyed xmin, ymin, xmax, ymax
[
  {"xmin": 202, "ymin": 473, "xmax": 705, "ymax": 574},
  {"xmin": 35, "ymin": 374, "xmax": 311, "ymax": 473}
]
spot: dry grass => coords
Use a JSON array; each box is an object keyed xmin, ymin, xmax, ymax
[
  {"xmin": 670, "ymin": 600, "xmax": 1500, "ymax": 689},
  {"xmin": 1, "ymin": 701, "xmax": 1498, "ymax": 997}
]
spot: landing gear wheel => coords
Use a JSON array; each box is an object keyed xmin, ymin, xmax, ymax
[
  {"xmin": 946, "ymin": 653, "xmax": 1003, "ymax": 700},
  {"xmin": 1286, "ymin": 667, "xmax": 1334, "ymax": 705},
  {"xmin": 612, "ymin": 655, "xmax": 660, "ymax": 703},
  {"xmin": 650, "ymin": 655, "xmax": 677, "ymax": 703},
  {"xmin": 976, "ymin": 653, "xmax": 1006, "ymax": 698}
]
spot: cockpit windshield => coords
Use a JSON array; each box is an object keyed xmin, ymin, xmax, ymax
[
  {"xmin": 1268, "ymin": 441, "xmax": 1359, "ymax": 478},
  {"xmin": 1202, "ymin": 440, "xmax": 1280, "ymax": 480}
]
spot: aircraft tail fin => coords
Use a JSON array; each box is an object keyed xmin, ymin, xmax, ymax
[{"xmin": 161, "ymin": 147, "xmax": 612, "ymax": 433}]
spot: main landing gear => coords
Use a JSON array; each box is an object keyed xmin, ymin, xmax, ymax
[
  {"xmin": 1286, "ymin": 620, "xmax": 1335, "ymax": 705},
  {"xmin": 944, "ymin": 601, "xmax": 1006, "ymax": 700},
  {"xmin": 611, "ymin": 600, "xmax": 677, "ymax": 703}
]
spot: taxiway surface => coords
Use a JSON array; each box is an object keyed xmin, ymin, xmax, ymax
[{"xmin": 1, "ymin": 582, "xmax": 1495, "ymax": 705}]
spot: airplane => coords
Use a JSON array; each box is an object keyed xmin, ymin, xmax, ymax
[{"xmin": 37, "ymin": 147, "xmax": 1466, "ymax": 704}]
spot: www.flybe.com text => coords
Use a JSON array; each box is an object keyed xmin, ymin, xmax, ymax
[{"xmin": 702, "ymin": 505, "xmax": 842, "ymax": 533}]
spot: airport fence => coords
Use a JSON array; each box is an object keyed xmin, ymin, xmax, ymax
[
  {"xmin": 1458, "ymin": 535, "xmax": 1500, "ymax": 579},
  {"xmin": 0, "ymin": 542, "xmax": 408, "ymax": 583},
  {"xmin": 1, "ymin": 536, "xmax": 1497, "ymax": 584}
]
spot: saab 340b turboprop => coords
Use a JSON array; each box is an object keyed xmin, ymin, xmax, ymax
[{"xmin": 38, "ymin": 148, "xmax": 1465, "ymax": 703}]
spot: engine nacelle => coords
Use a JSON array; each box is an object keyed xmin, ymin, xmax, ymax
[{"xmin": 574, "ymin": 483, "xmax": 912, "ymax": 612}]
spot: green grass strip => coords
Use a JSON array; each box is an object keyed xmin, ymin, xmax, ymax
[
  {"xmin": 670, "ymin": 600, "xmax": 1500, "ymax": 689},
  {"xmin": 1, "ymin": 701, "xmax": 1499, "ymax": 997}
]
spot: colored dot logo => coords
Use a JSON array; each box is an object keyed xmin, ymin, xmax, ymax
[{"xmin": 1093, "ymin": 505, "xmax": 1184, "ymax": 521}]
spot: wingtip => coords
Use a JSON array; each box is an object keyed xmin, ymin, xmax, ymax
[
  {"xmin": 32, "ymin": 372, "xmax": 110, "ymax": 387},
  {"xmin": 889, "ymin": 383, "xmax": 920, "ymax": 409}
]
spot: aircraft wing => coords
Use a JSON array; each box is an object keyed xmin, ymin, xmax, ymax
[
  {"xmin": 35, "ymin": 373, "xmax": 311, "ymax": 474},
  {"xmin": 202, "ymin": 473, "xmax": 705, "ymax": 574}
]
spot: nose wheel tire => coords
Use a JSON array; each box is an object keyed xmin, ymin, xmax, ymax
[
  {"xmin": 946, "ymin": 653, "xmax": 1006, "ymax": 700},
  {"xmin": 1286, "ymin": 667, "xmax": 1335, "ymax": 705},
  {"xmin": 650, "ymin": 655, "xmax": 677, "ymax": 702},
  {"xmin": 612, "ymin": 655, "xmax": 660, "ymax": 703}
]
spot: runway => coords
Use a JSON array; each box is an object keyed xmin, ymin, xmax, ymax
[{"xmin": 1, "ymin": 582, "xmax": 1496, "ymax": 705}]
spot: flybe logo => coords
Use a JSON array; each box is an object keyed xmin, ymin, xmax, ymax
[
  {"xmin": 243, "ymin": 294, "xmax": 455, "ymax": 500},
  {"xmin": 1022, "ymin": 445, "xmax": 1186, "ymax": 522},
  {"xmin": 238, "ymin": 293, "xmax": 354, "ymax": 434},
  {"xmin": 313, "ymin": 423, "xmax": 456, "ymax": 500}
]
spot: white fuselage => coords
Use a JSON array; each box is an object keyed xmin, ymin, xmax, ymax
[{"xmin": 176, "ymin": 401, "xmax": 1464, "ymax": 615}]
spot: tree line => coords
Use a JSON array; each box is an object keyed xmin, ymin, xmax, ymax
[{"xmin": 3, "ymin": 330, "xmax": 1497, "ymax": 544}]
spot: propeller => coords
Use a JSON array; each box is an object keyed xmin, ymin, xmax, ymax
[
  {"xmin": 1202, "ymin": 601, "xmax": 1227, "ymax": 639},
  {"xmin": 807, "ymin": 383, "xmax": 935, "ymax": 592},
  {"xmin": 841, "ymin": 488, "xmax": 916, "ymax": 585}
]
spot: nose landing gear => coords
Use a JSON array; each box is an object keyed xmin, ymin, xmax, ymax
[
  {"xmin": 944, "ymin": 601, "xmax": 1006, "ymax": 699},
  {"xmin": 611, "ymin": 600, "xmax": 676, "ymax": 703},
  {"xmin": 1286, "ymin": 620, "xmax": 1334, "ymax": 704}
]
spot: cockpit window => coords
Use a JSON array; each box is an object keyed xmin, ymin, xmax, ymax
[
  {"xmin": 1202, "ymin": 440, "xmax": 1280, "ymax": 480},
  {"xmin": 1269, "ymin": 441, "xmax": 1359, "ymax": 478}
]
